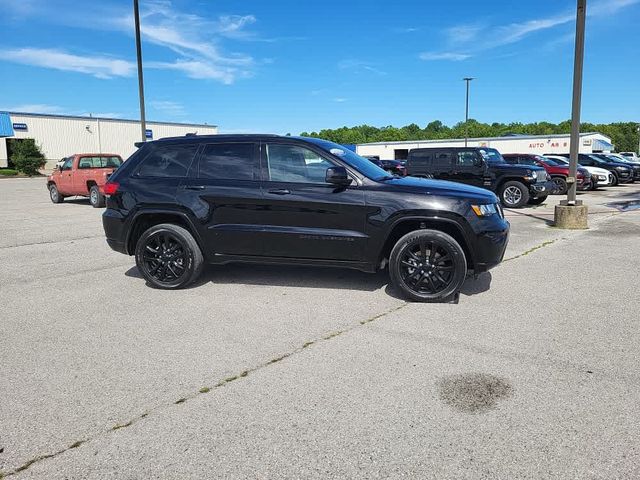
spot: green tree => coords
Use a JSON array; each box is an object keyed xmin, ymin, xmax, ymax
[{"xmin": 9, "ymin": 139, "xmax": 46, "ymax": 176}]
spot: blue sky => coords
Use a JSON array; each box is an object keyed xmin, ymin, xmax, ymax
[{"xmin": 0, "ymin": 0, "xmax": 639, "ymax": 134}]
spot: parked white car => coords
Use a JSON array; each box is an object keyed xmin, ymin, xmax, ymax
[
  {"xmin": 544, "ymin": 155, "xmax": 613, "ymax": 188},
  {"xmin": 619, "ymin": 152, "xmax": 640, "ymax": 162}
]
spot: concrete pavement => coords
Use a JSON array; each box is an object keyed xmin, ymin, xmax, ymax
[{"xmin": 1, "ymin": 178, "xmax": 639, "ymax": 478}]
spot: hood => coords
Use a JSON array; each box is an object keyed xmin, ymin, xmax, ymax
[
  {"xmin": 381, "ymin": 176, "xmax": 498, "ymax": 203},
  {"xmin": 490, "ymin": 162, "xmax": 545, "ymax": 174},
  {"xmin": 583, "ymin": 166, "xmax": 610, "ymax": 175}
]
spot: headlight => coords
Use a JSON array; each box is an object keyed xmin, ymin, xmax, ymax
[{"xmin": 471, "ymin": 204, "xmax": 498, "ymax": 217}]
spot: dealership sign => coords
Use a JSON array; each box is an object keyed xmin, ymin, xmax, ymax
[
  {"xmin": 529, "ymin": 139, "xmax": 568, "ymax": 149},
  {"xmin": 12, "ymin": 123, "xmax": 28, "ymax": 131},
  {"xmin": 145, "ymin": 129, "xmax": 153, "ymax": 139}
]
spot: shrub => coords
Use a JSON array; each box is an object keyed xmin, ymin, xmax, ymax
[{"xmin": 10, "ymin": 139, "xmax": 46, "ymax": 176}]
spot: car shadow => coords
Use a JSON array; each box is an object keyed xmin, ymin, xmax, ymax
[
  {"xmin": 125, "ymin": 265, "xmax": 493, "ymax": 301},
  {"xmin": 504, "ymin": 208, "xmax": 555, "ymax": 226},
  {"xmin": 126, "ymin": 264, "xmax": 388, "ymax": 293},
  {"xmin": 61, "ymin": 197, "xmax": 91, "ymax": 206}
]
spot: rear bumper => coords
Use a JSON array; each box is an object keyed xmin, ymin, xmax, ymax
[{"xmin": 102, "ymin": 208, "xmax": 129, "ymax": 254}]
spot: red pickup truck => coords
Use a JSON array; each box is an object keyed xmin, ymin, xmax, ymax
[{"xmin": 47, "ymin": 153, "xmax": 123, "ymax": 207}]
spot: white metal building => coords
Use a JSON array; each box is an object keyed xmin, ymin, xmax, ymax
[
  {"xmin": 356, "ymin": 132, "xmax": 614, "ymax": 160},
  {"xmin": 0, "ymin": 112, "xmax": 218, "ymax": 169}
]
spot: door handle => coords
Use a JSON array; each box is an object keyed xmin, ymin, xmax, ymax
[
  {"xmin": 184, "ymin": 185, "xmax": 206, "ymax": 190},
  {"xmin": 267, "ymin": 189, "xmax": 290, "ymax": 195}
]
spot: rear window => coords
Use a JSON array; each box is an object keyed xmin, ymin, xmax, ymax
[
  {"xmin": 136, "ymin": 144, "xmax": 198, "ymax": 177},
  {"xmin": 77, "ymin": 156, "xmax": 122, "ymax": 169}
]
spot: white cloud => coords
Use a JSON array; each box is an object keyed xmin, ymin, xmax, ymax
[
  {"xmin": 1, "ymin": 104, "xmax": 67, "ymax": 114},
  {"xmin": 419, "ymin": 52, "xmax": 471, "ymax": 61},
  {"xmin": 150, "ymin": 100, "xmax": 186, "ymax": 117},
  {"xmin": 446, "ymin": 24, "xmax": 484, "ymax": 43},
  {"xmin": 338, "ymin": 59, "xmax": 387, "ymax": 75},
  {"xmin": 332, "ymin": 98, "xmax": 348, "ymax": 103},
  {"xmin": 5, "ymin": 48, "xmax": 134, "ymax": 78}
]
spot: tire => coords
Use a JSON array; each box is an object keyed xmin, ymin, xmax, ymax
[
  {"xmin": 389, "ymin": 229, "xmax": 467, "ymax": 302},
  {"xmin": 611, "ymin": 172, "xmax": 619, "ymax": 186},
  {"xmin": 135, "ymin": 223, "xmax": 204, "ymax": 289},
  {"xmin": 590, "ymin": 180, "xmax": 598, "ymax": 191},
  {"xmin": 551, "ymin": 177, "xmax": 568, "ymax": 195},
  {"xmin": 528, "ymin": 195, "xmax": 547, "ymax": 205},
  {"xmin": 499, "ymin": 181, "xmax": 530, "ymax": 208},
  {"xmin": 89, "ymin": 185, "xmax": 105, "ymax": 208},
  {"xmin": 49, "ymin": 184, "xmax": 64, "ymax": 204}
]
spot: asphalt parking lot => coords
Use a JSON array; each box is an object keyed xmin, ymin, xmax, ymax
[{"xmin": 1, "ymin": 177, "xmax": 640, "ymax": 479}]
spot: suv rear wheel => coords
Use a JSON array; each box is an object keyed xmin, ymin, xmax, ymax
[
  {"xmin": 389, "ymin": 229, "xmax": 467, "ymax": 302},
  {"xmin": 499, "ymin": 181, "xmax": 529, "ymax": 208},
  {"xmin": 135, "ymin": 223, "xmax": 204, "ymax": 289}
]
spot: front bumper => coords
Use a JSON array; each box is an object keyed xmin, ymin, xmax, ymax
[
  {"xmin": 469, "ymin": 214, "xmax": 510, "ymax": 273},
  {"xmin": 528, "ymin": 180, "xmax": 554, "ymax": 198}
]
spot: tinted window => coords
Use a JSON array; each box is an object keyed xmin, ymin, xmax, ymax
[
  {"xmin": 198, "ymin": 143, "xmax": 258, "ymax": 180},
  {"xmin": 457, "ymin": 150, "xmax": 478, "ymax": 167},
  {"xmin": 137, "ymin": 144, "xmax": 198, "ymax": 177},
  {"xmin": 61, "ymin": 157, "xmax": 73, "ymax": 170},
  {"xmin": 266, "ymin": 144, "xmax": 335, "ymax": 183},
  {"xmin": 479, "ymin": 148, "xmax": 505, "ymax": 164},
  {"xmin": 434, "ymin": 152, "xmax": 453, "ymax": 167}
]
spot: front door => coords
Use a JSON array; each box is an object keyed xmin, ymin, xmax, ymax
[
  {"xmin": 57, "ymin": 157, "xmax": 74, "ymax": 194},
  {"xmin": 451, "ymin": 149, "xmax": 485, "ymax": 187},
  {"xmin": 258, "ymin": 142, "xmax": 367, "ymax": 261}
]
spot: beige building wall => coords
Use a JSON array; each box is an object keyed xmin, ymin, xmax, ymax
[{"xmin": 1, "ymin": 113, "xmax": 218, "ymax": 169}]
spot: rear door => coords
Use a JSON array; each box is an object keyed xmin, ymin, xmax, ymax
[
  {"xmin": 258, "ymin": 141, "xmax": 367, "ymax": 261},
  {"xmin": 179, "ymin": 142, "xmax": 263, "ymax": 256},
  {"xmin": 431, "ymin": 150, "xmax": 455, "ymax": 181}
]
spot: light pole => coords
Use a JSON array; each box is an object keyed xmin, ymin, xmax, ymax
[
  {"xmin": 566, "ymin": 0, "xmax": 586, "ymax": 206},
  {"xmin": 463, "ymin": 77, "xmax": 474, "ymax": 147},
  {"xmin": 554, "ymin": 0, "xmax": 588, "ymax": 229},
  {"xmin": 133, "ymin": 0, "xmax": 147, "ymax": 142},
  {"xmin": 637, "ymin": 125, "xmax": 640, "ymax": 154}
]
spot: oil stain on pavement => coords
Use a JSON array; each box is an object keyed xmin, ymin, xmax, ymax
[{"xmin": 438, "ymin": 373, "xmax": 513, "ymax": 414}]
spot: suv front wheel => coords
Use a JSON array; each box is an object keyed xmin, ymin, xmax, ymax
[
  {"xmin": 499, "ymin": 181, "xmax": 530, "ymax": 208},
  {"xmin": 135, "ymin": 223, "xmax": 204, "ymax": 289},
  {"xmin": 389, "ymin": 229, "xmax": 467, "ymax": 302}
]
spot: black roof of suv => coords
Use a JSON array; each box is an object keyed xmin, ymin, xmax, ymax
[{"xmin": 102, "ymin": 135, "xmax": 509, "ymax": 302}]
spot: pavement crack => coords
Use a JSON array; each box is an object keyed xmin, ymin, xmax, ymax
[
  {"xmin": 503, "ymin": 239, "xmax": 558, "ymax": 262},
  {"xmin": 0, "ymin": 235, "xmax": 103, "ymax": 250},
  {"xmin": 4, "ymin": 302, "xmax": 407, "ymax": 477}
]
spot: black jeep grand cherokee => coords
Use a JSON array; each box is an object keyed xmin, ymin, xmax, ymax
[{"xmin": 102, "ymin": 135, "xmax": 509, "ymax": 302}]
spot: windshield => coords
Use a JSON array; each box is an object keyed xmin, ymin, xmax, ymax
[
  {"xmin": 300, "ymin": 137, "xmax": 392, "ymax": 180},
  {"xmin": 478, "ymin": 148, "xmax": 505, "ymax": 164},
  {"xmin": 607, "ymin": 155, "xmax": 630, "ymax": 163},
  {"xmin": 540, "ymin": 157, "xmax": 563, "ymax": 166}
]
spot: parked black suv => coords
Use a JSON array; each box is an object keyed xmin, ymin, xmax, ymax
[
  {"xmin": 550, "ymin": 153, "xmax": 634, "ymax": 186},
  {"xmin": 406, "ymin": 147, "xmax": 553, "ymax": 208},
  {"xmin": 102, "ymin": 135, "xmax": 509, "ymax": 302}
]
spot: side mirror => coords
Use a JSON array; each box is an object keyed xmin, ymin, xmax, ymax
[{"xmin": 325, "ymin": 166, "xmax": 352, "ymax": 187}]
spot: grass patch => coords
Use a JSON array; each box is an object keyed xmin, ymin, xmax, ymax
[
  {"xmin": 0, "ymin": 169, "xmax": 19, "ymax": 176},
  {"xmin": 199, "ymin": 387, "xmax": 211, "ymax": 394},
  {"xmin": 15, "ymin": 454, "xmax": 54, "ymax": 472},
  {"xmin": 239, "ymin": 370, "xmax": 249, "ymax": 377},
  {"xmin": 174, "ymin": 398, "xmax": 187, "ymax": 404}
]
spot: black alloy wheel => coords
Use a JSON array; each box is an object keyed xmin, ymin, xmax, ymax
[
  {"xmin": 389, "ymin": 229, "xmax": 467, "ymax": 302},
  {"xmin": 135, "ymin": 223, "xmax": 204, "ymax": 289},
  {"xmin": 551, "ymin": 177, "xmax": 568, "ymax": 195}
]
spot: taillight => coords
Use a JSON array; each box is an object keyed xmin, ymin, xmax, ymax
[{"xmin": 103, "ymin": 181, "xmax": 119, "ymax": 195}]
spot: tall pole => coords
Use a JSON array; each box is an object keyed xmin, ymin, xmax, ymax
[
  {"xmin": 567, "ymin": 0, "xmax": 586, "ymax": 205},
  {"xmin": 463, "ymin": 78, "xmax": 474, "ymax": 147},
  {"xmin": 133, "ymin": 0, "xmax": 147, "ymax": 142},
  {"xmin": 637, "ymin": 125, "xmax": 640, "ymax": 154}
]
